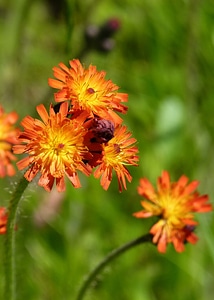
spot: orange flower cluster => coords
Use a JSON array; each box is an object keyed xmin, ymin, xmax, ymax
[
  {"xmin": 13, "ymin": 59, "xmax": 138, "ymax": 192},
  {"xmin": 133, "ymin": 171, "xmax": 212, "ymax": 253},
  {"xmin": 0, "ymin": 105, "xmax": 19, "ymax": 177},
  {"xmin": 0, "ymin": 207, "xmax": 8, "ymax": 234}
]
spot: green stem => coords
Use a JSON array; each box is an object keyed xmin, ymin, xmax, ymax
[
  {"xmin": 76, "ymin": 233, "xmax": 153, "ymax": 300},
  {"xmin": 4, "ymin": 176, "xmax": 29, "ymax": 300}
]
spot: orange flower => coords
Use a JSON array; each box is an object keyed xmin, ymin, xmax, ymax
[
  {"xmin": 0, "ymin": 105, "xmax": 19, "ymax": 177},
  {"xmin": 48, "ymin": 59, "xmax": 128, "ymax": 124},
  {"xmin": 93, "ymin": 125, "xmax": 138, "ymax": 192},
  {"xmin": 13, "ymin": 102, "xmax": 91, "ymax": 192},
  {"xmin": 0, "ymin": 207, "xmax": 8, "ymax": 234},
  {"xmin": 133, "ymin": 171, "xmax": 212, "ymax": 253}
]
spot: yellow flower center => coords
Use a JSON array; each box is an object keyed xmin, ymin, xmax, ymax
[
  {"xmin": 0, "ymin": 123, "xmax": 9, "ymax": 140},
  {"xmin": 32, "ymin": 121, "xmax": 86, "ymax": 177},
  {"xmin": 0, "ymin": 141, "xmax": 11, "ymax": 151},
  {"xmin": 159, "ymin": 194, "xmax": 189, "ymax": 227},
  {"xmin": 77, "ymin": 85, "xmax": 101, "ymax": 108},
  {"xmin": 103, "ymin": 143, "xmax": 124, "ymax": 166},
  {"xmin": 71, "ymin": 74, "xmax": 113, "ymax": 111}
]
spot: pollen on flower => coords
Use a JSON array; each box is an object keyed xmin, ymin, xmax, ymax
[{"xmin": 133, "ymin": 171, "xmax": 212, "ymax": 253}]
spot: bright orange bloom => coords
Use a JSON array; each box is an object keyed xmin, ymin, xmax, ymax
[
  {"xmin": 48, "ymin": 59, "xmax": 128, "ymax": 124},
  {"xmin": 93, "ymin": 125, "xmax": 138, "ymax": 192},
  {"xmin": 0, "ymin": 207, "xmax": 8, "ymax": 234},
  {"xmin": 133, "ymin": 171, "xmax": 212, "ymax": 253},
  {"xmin": 13, "ymin": 102, "xmax": 91, "ymax": 192},
  {"xmin": 0, "ymin": 105, "xmax": 19, "ymax": 177}
]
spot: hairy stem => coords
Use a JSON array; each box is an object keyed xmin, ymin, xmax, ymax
[
  {"xmin": 4, "ymin": 176, "xmax": 29, "ymax": 300},
  {"xmin": 76, "ymin": 233, "xmax": 153, "ymax": 300}
]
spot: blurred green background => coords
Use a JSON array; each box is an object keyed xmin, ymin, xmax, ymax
[{"xmin": 0, "ymin": 0, "xmax": 214, "ymax": 299}]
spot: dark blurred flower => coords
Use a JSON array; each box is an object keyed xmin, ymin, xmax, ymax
[
  {"xmin": 133, "ymin": 171, "xmax": 212, "ymax": 253},
  {"xmin": 45, "ymin": 0, "xmax": 66, "ymax": 20},
  {"xmin": 100, "ymin": 18, "xmax": 121, "ymax": 37},
  {"xmin": 84, "ymin": 18, "xmax": 121, "ymax": 53}
]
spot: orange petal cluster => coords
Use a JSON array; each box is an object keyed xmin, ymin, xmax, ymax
[
  {"xmin": 93, "ymin": 125, "xmax": 138, "ymax": 191},
  {"xmin": 13, "ymin": 102, "xmax": 91, "ymax": 192},
  {"xmin": 0, "ymin": 105, "xmax": 19, "ymax": 177},
  {"xmin": 48, "ymin": 59, "xmax": 128, "ymax": 125},
  {"xmin": 13, "ymin": 59, "xmax": 138, "ymax": 192},
  {"xmin": 0, "ymin": 207, "xmax": 8, "ymax": 234},
  {"xmin": 133, "ymin": 171, "xmax": 212, "ymax": 253}
]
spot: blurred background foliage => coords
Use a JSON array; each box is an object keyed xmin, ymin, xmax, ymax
[{"xmin": 0, "ymin": 0, "xmax": 214, "ymax": 299}]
